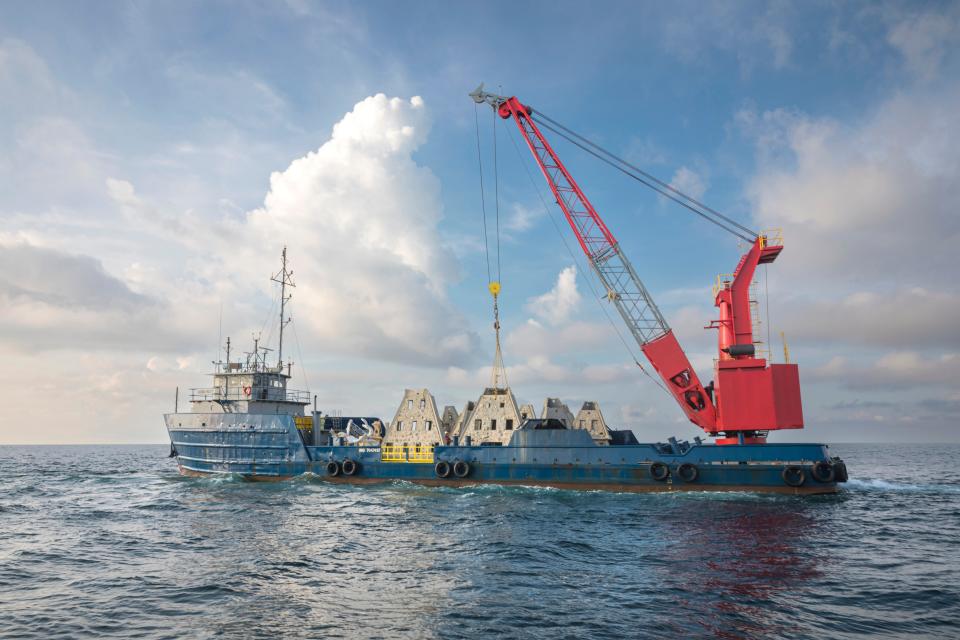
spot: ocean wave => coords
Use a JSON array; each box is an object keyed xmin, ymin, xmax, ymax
[{"xmin": 844, "ymin": 477, "xmax": 960, "ymax": 493}]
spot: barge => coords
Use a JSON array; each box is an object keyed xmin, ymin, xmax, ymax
[{"xmin": 165, "ymin": 87, "xmax": 851, "ymax": 494}]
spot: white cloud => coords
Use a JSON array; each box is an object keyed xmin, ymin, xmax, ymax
[
  {"xmin": 226, "ymin": 94, "xmax": 476, "ymax": 366},
  {"xmin": 811, "ymin": 350, "xmax": 960, "ymax": 391},
  {"xmin": 503, "ymin": 202, "xmax": 543, "ymax": 233},
  {"xmin": 885, "ymin": 6, "xmax": 960, "ymax": 82},
  {"xmin": 525, "ymin": 265, "xmax": 581, "ymax": 326},
  {"xmin": 667, "ymin": 166, "xmax": 706, "ymax": 202},
  {"xmin": 743, "ymin": 87, "xmax": 960, "ymax": 291}
]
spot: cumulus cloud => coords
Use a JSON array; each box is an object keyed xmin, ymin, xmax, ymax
[
  {"xmin": 226, "ymin": 94, "xmax": 477, "ymax": 366},
  {"xmin": 525, "ymin": 265, "xmax": 581, "ymax": 326},
  {"xmin": 738, "ymin": 86, "xmax": 960, "ymax": 361}
]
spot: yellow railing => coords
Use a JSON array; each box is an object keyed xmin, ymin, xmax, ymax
[
  {"xmin": 759, "ymin": 228, "xmax": 783, "ymax": 249},
  {"xmin": 713, "ymin": 273, "xmax": 734, "ymax": 297},
  {"xmin": 380, "ymin": 445, "xmax": 434, "ymax": 463},
  {"xmin": 294, "ymin": 416, "xmax": 313, "ymax": 430}
]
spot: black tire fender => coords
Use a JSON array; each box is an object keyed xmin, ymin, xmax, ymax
[
  {"xmin": 435, "ymin": 461, "xmax": 452, "ymax": 479},
  {"xmin": 325, "ymin": 461, "xmax": 340, "ymax": 477},
  {"xmin": 833, "ymin": 460, "xmax": 849, "ymax": 483},
  {"xmin": 650, "ymin": 461, "xmax": 670, "ymax": 481},
  {"xmin": 453, "ymin": 460, "xmax": 471, "ymax": 478},
  {"xmin": 341, "ymin": 459, "xmax": 358, "ymax": 476},
  {"xmin": 811, "ymin": 460, "xmax": 835, "ymax": 483},
  {"xmin": 782, "ymin": 465, "xmax": 806, "ymax": 487},
  {"xmin": 677, "ymin": 462, "xmax": 699, "ymax": 483}
]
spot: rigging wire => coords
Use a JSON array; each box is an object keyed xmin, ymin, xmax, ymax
[
  {"xmin": 764, "ymin": 264, "xmax": 772, "ymax": 362},
  {"xmin": 533, "ymin": 109, "xmax": 757, "ymax": 238},
  {"xmin": 473, "ymin": 103, "xmax": 492, "ymax": 283},
  {"xmin": 504, "ymin": 122, "xmax": 673, "ymax": 399},
  {"xmin": 532, "ymin": 115, "xmax": 755, "ymax": 242},
  {"xmin": 288, "ymin": 316, "xmax": 311, "ymax": 397},
  {"xmin": 492, "ymin": 106, "xmax": 502, "ymax": 282}
]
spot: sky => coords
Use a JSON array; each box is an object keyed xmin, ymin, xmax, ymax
[{"xmin": 1, "ymin": 0, "xmax": 958, "ymax": 444}]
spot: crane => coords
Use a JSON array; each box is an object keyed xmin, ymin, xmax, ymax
[{"xmin": 471, "ymin": 86, "xmax": 803, "ymax": 445}]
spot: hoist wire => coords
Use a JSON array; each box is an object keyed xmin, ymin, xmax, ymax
[
  {"xmin": 492, "ymin": 106, "xmax": 502, "ymax": 282},
  {"xmin": 504, "ymin": 122, "xmax": 673, "ymax": 399},
  {"xmin": 532, "ymin": 115, "xmax": 755, "ymax": 243},
  {"xmin": 473, "ymin": 103, "xmax": 492, "ymax": 283},
  {"xmin": 764, "ymin": 264, "xmax": 772, "ymax": 362}
]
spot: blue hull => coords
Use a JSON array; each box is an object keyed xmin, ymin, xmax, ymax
[{"xmin": 166, "ymin": 414, "xmax": 845, "ymax": 494}]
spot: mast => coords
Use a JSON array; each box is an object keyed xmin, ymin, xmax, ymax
[{"xmin": 271, "ymin": 246, "xmax": 296, "ymax": 370}]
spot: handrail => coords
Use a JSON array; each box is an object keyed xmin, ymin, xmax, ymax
[
  {"xmin": 190, "ymin": 387, "xmax": 310, "ymax": 403},
  {"xmin": 380, "ymin": 445, "xmax": 434, "ymax": 463}
]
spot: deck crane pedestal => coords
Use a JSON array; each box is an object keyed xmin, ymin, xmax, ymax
[{"xmin": 471, "ymin": 85, "xmax": 803, "ymax": 445}]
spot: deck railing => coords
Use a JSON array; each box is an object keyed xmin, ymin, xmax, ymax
[
  {"xmin": 190, "ymin": 387, "xmax": 310, "ymax": 403},
  {"xmin": 380, "ymin": 445, "xmax": 434, "ymax": 463}
]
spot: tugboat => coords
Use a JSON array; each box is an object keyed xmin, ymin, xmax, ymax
[{"xmin": 164, "ymin": 87, "xmax": 850, "ymax": 494}]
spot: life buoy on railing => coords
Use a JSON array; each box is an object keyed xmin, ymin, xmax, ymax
[{"xmin": 243, "ymin": 386, "xmax": 252, "ymax": 397}]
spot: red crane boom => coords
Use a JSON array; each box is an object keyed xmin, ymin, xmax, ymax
[{"xmin": 472, "ymin": 87, "xmax": 803, "ymax": 444}]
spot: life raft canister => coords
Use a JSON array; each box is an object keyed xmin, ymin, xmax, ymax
[
  {"xmin": 782, "ymin": 465, "xmax": 805, "ymax": 487},
  {"xmin": 341, "ymin": 459, "xmax": 358, "ymax": 476},
  {"xmin": 435, "ymin": 461, "xmax": 452, "ymax": 479},
  {"xmin": 325, "ymin": 461, "xmax": 340, "ymax": 477},
  {"xmin": 453, "ymin": 461, "xmax": 471, "ymax": 478},
  {"xmin": 676, "ymin": 462, "xmax": 699, "ymax": 483},
  {"xmin": 650, "ymin": 461, "xmax": 670, "ymax": 481},
  {"xmin": 811, "ymin": 460, "xmax": 835, "ymax": 483}
]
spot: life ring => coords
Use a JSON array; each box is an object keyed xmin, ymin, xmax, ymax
[
  {"xmin": 341, "ymin": 459, "xmax": 358, "ymax": 476},
  {"xmin": 677, "ymin": 462, "xmax": 699, "ymax": 483},
  {"xmin": 325, "ymin": 461, "xmax": 340, "ymax": 477},
  {"xmin": 782, "ymin": 465, "xmax": 805, "ymax": 487},
  {"xmin": 242, "ymin": 386, "xmax": 252, "ymax": 397},
  {"xmin": 650, "ymin": 461, "xmax": 670, "ymax": 481},
  {"xmin": 435, "ymin": 461, "xmax": 452, "ymax": 479},
  {"xmin": 453, "ymin": 461, "xmax": 471, "ymax": 478},
  {"xmin": 811, "ymin": 461, "xmax": 835, "ymax": 483}
]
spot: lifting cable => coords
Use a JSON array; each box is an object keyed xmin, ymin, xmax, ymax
[
  {"xmin": 473, "ymin": 103, "xmax": 493, "ymax": 284},
  {"xmin": 504, "ymin": 122, "xmax": 673, "ymax": 400},
  {"xmin": 531, "ymin": 110, "xmax": 757, "ymax": 243},
  {"xmin": 475, "ymin": 103, "xmax": 508, "ymax": 388}
]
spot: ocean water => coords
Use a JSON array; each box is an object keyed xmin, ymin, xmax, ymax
[{"xmin": 1, "ymin": 444, "xmax": 958, "ymax": 639}]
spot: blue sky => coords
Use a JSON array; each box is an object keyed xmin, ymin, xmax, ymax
[{"xmin": 1, "ymin": 1, "xmax": 958, "ymax": 443}]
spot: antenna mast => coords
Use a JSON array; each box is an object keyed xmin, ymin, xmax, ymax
[{"xmin": 271, "ymin": 246, "xmax": 296, "ymax": 370}]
